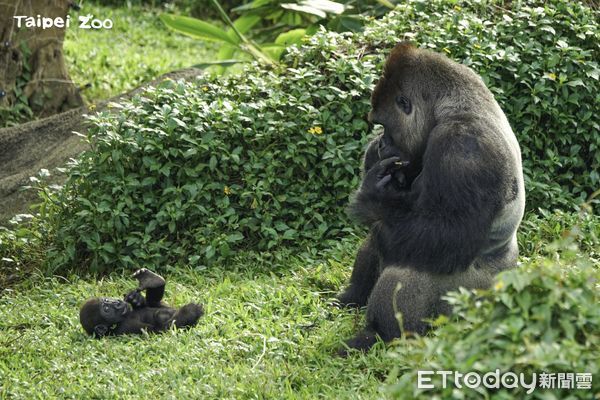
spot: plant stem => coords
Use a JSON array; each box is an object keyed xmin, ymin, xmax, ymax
[
  {"xmin": 211, "ymin": 0, "xmax": 247, "ymax": 43},
  {"xmin": 210, "ymin": 0, "xmax": 275, "ymax": 65}
]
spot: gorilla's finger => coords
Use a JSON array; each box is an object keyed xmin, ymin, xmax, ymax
[
  {"xmin": 380, "ymin": 157, "xmax": 410, "ymax": 176},
  {"xmin": 376, "ymin": 174, "xmax": 393, "ymax": 190},
  {"xmin": 379, "ymin": 156, "xmax": 402, "ymax": 169}
]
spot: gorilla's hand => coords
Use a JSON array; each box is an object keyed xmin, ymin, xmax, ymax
[
  {"xmin": 124, "ymin": 289, "xmax": 146, "ymax": 308},
  {"xmin": 132, "ymin": 268, "xmax": 166, "ymax": 290},
  {"xmin": 363, "ymin": 156, "xmax": 410, "ymax": 198}
]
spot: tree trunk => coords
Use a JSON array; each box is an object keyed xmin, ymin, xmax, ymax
[{"xmin": 0, "ymin": 0, "xmax": 83, "ymax": 125}]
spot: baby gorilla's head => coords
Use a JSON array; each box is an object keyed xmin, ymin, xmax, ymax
[{"xmin": 79, "ymin": 297, "xmax": 132, "ymax": 337}]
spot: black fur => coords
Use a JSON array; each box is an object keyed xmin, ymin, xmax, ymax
[
  {"xmin": 80, "ymin": 269, "xmax": 203, "ymax": 337},
  {"xmin": 337, "ymin": 42, "xmax": 525, "ymax": 353}
]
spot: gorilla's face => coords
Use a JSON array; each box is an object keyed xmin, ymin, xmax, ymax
[
  {"xmin": 369, "ymin": 44, "xmax": 437, "ymax": 160},
  {"xmin": 369, "ymin": 75, "xmax": 424, "ymax": 159},
  {"xmin": 99, "ymin": 298, "xmax": 131, "ymax": 324}
]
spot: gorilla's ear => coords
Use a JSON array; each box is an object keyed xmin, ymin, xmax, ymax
[{"xmin": 93, "ymin": 324, "xmax": 109, "ymax": 337}]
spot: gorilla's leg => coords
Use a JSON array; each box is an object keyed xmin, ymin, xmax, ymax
[
  {"xmin": 341, "ymin": 266, "xmax": 495, "ymax": 354},
  {"xmin": 336, "ymin": 233, "xmax": 380, "ymax": 308}
]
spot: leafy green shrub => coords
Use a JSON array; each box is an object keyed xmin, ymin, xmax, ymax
[
  {"xmin": 518, "ymin": 209, "xmax": 600, "ymax": 258},
  {"xmin": 0, "ymin": 170, "xmax": 63, "ymax": 285},
  {"xmin": 0, "ymin": 216, "xmax": 45, "ymax": 287},
  {"xmin": 48, "ymin": 51, "xmax": 376, "ymax": 271},
  {"xmin": 385, "ymin": 249, "xmax": 600, "ymax": 398},
  {"xmin": 34, "ymin": 0, "xmax": 599, "ymax": 272}
]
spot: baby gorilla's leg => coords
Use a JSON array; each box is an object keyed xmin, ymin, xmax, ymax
[
  {"xmin": 172, "ymin": 304, "xmax": 204, "ymax": 328},
  {"xmin": 132, "ymin": 268, "xmax": 166, "ymax": 290}
]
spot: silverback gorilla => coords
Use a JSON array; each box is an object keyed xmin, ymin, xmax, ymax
[
  {"xmin": 80, "ymin": 268, "xmax": 203, "ymax": 337},
  {"xmin": 337, "ymin": 42, "xmax": 525, "ymax": 354}
]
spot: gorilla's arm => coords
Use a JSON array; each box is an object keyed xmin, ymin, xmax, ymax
[
  {"xmin": 336, "ymin": 233, "xmax": 381, "ymax": 307},
  {"xmin": 355, "ymin": 127, "xmax": 503, "ymax": 274}
]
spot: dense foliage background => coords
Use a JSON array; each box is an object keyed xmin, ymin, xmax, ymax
[{"xmin": 33, "ymin": 0, "xmax": 599, "ymax": 272}]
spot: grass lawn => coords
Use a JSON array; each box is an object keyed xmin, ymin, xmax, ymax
[
  {"xmin": 63, "ymin": 3, "xmax": 219, "ymax": 103},
  {"xmin": 0, "ymin": 238, "xmax": 400, "ymax": 398},
  {"xmin": 1, "ymin": 212, "xmax": 598, "ymax": 399}
]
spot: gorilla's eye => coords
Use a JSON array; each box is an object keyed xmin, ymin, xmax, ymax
[{"xmin": 395, "ymin": 95, "xmax": 412, "ymax": 114}]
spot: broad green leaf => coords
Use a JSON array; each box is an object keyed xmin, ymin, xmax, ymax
[
  {"xmin": 261, "ymin": 44, "xmax": 286, "ymax": 61},
  {"xmin": 280, "ymin": 3, "xmax": 327, "ymax": 18},
  {"xmin": 224, "ymin": 15, "xmax": 262, "ymax": 44},
  {"xmin": 275, "ymin": 29, "xmax": 307, "ymax": 46},
  {"xmin": 218, "ymin": 44, "xmax": 236, "ymax": 60},
  {"xmin": 233, "ymin": 14, "xmax": 262, "ymax": 34},
  {"xmin": 327, "ymin": 15, "xmax": 364, "ymax": 32},
  {"xmin": 215, "ymin": 44, "xmax": 238, "ymax": 74},
  {"xmin": 160, "ymin": 14, "xmax": 237, "ymax": 45},
  {"xmin": 232, "ymin": 0, "xmax": 272, "ymax": 12},
  {"xmin": 375, "ymin": 0, "xmax": 396, "ymax": 9},
  {"xmin": 299, "ymin": 0, "xmax": 346, "ymax": 14},
  {"xmin": 227, "ymin": 233, "xmax": 244, "ymax": 243}
]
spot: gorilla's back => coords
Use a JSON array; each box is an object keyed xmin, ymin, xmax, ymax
[{"xmin": 478, "ymin": 108, "xmax": 525, "ymax": 272}]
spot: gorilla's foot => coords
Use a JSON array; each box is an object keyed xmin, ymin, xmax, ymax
[
  {"xmin": 334, "ymin": 288, "xmax": 368, "ymax": 309},
  {"xmin": 337, "ymin": 329, "xmax": 379, "ymax": 357}
]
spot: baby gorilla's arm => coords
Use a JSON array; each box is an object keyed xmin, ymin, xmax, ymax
[{"xmin": 124, "ymin": 289, "xmax": 145, "ymax": 308}]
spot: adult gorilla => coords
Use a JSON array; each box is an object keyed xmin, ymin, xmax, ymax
[{"xmin": 337, "ymin": 42, "xmax": 525, "ymax": 353}]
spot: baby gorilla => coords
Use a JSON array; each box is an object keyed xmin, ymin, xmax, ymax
[{"xmin": 79, "ymin": 268, "xmax": 203, "ymax": 337}]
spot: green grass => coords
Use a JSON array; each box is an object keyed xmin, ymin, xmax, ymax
[
  {"xmin": 63, "ymin": 3, "xmax": 219, "ymax": 103},
  {"xmin": 1, "ymin": 211, "xmax": 598, "ymax": 398},
  {"xmin": 0, "ymin": 237, "xmax": 399, "ymax": 399}
]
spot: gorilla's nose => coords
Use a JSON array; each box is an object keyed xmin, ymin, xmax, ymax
[{"xmin": 368, "ymin": 111, "xmax": 383, "ymax": 126}]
